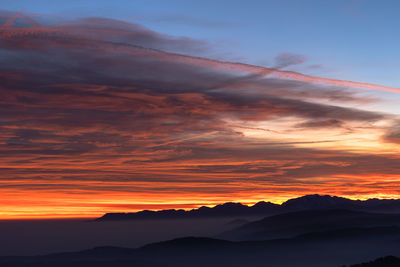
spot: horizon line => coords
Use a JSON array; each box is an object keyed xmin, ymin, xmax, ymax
[{"xmin": 3, "ymin": 194, "xmax": 400, "ymax": 220}]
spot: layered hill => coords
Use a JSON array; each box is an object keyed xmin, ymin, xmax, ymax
[
  {"xmin": 219, "ymin": 209, "xmax": 400, "ymax": 241},
  {"xmin": 2, "ymin": 226, "xmax": 400, "ymax": 267}
]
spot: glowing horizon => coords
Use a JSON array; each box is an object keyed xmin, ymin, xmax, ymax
[{"xmin": 2, "ymin": 193, "xmax": 400, "ymax": 220}]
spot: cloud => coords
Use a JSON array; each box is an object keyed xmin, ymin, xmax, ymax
[
  {"xmin": 0, "ymin": 10, "xmax": 399, "ymax": 217},
  {"xmin": 274, "ymin": 52, "xmax": 307, "ymax": 69},
  {"xmin": 295, "ymin": 119, "xmax": 344, "ymax": 128},
  {"xmin": 130, "ymin": 13, "xmax": 236, "ymax": 28},
  {"xmin": 382, "ymin": 123, "xmax": 400, "ymax": 144},
  {"xmin": 1, "ymin": 13, "xmax": 399, "ymax": 93},
  {"xmin": 54, "ymin": 17, "xmax": 209, "ymax": 54}
]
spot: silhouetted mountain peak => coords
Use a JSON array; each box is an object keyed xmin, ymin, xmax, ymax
[
  {"xmin": 282, "ymin": 194, "xmax": 353, "ymax": 210},
  {"xmin": 215, "ymin": 202, "xmax": 246, "ymax": 209},
  {"xmin": 252, "ymin": 201, "xmax": 278, "ymax": 209}
]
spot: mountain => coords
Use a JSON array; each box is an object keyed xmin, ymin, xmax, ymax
[
  {"xmin": 282, "ymin": 194, "xmax": 400, "ymax": 213},
  {"xmin": 2, "ymin": 226, "xmax": 400, "ymax": 267},
  {"xmin": 282, "ymin": 194, "xmax": 356, "ymax": 210},
  {"xmin": 95, "ymin": 201, "xmax": 280, "ymax": 221},
  {"xmin": 350, "ymin": 256, "xmax": 400, "ymax": 267},
  {"xmin": 219, "ymin": 209, "xmax": 400, "ymax": 241},
  {"xmin": 95, "ymin": 194, "xmax": 400, "ymax": 221}
]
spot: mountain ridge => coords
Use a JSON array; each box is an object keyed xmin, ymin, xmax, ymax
[{"xmin": 95, "ymin": 194, "xmax": 400, "ymax": 221}]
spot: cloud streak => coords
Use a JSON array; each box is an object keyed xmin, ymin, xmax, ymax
[{"xmin": 1, "ymin": 13, "xmax": 400, "ymax": 93}]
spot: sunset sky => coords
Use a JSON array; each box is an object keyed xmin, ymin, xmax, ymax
[{"xmin": 1, "ymin": 0, "xmax": 400, "ymax": 219}]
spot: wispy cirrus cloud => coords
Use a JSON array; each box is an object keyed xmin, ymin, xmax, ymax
[
  {"xmin": 128, "ymin": 13, "xmax": 237, "ymax": 28},
  {"xmin": 274, "ymin": 52, "xmax": 307, "ymax": 69}
]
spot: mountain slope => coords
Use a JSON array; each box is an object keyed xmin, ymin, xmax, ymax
[{"xmin": 350, "ymin": 256, "xmax": 400, "ymax": 267}]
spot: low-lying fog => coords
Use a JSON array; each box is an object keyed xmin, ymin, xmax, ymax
[{"xmin": 0, "ymin": 217, "xmax": 253, "ymax": 256}]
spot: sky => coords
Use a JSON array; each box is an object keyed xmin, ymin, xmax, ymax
[{"xmin": 0, "ymin": 0, "xmax": 400, "ymax": 219}]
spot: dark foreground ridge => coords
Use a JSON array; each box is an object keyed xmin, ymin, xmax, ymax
[
  {"xmin": 350, "ymin": 256, "xmax": 400, "ymax": 267},
  {"xmin": 96, "ymin": 194, "xmax": 400, "ymax": 221}
]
